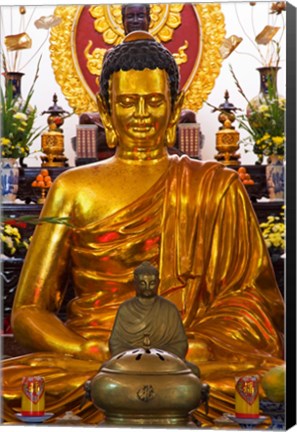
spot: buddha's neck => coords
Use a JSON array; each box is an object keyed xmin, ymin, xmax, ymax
[
  {"xmin": 137, "ymin": 296, "xmax": 157, "ymax": 306},
  {"xmin": 115, "ymin": 145, "xmax": 169, "ymax": 165}
]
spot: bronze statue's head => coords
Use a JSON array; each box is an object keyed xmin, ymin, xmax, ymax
[
  {"xmin": 121, "ymin": 4, "xmax": 151, "ymax": 35},
  {"xmin": 99, "ymin": 32, "xmax": 180, "ymax": 114},
  {"xmin": 134, "ymin": 261, "xmax": 159, "ymax": 299}
]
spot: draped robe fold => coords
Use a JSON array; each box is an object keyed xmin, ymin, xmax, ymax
[
  {"xmin": 1, "ymin": 156, "xmax": 284, "ymax": 425},
  {"xmin": 109, "ymin": 295, "xmax": 189, "ymax": 358}
]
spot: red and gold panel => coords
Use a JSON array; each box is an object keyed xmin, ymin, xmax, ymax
[{"xmin": 50, "ymin": 4, "xmax": 225, "ymax": 114}]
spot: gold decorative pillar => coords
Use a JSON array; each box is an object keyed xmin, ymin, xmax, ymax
[
  {"xmin": 214, "ymin": 91, "xmax": 241, "ymax": 166},
  {"xmin": 40, "ymin": 94, "xmax": 69, "ymax": 167}
]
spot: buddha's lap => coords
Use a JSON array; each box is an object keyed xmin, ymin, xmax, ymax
[
  {"xmin": 2, "ymin": 353, "xmax": 282, "ymax": 425},
  {"xmin": 2, "ymin": 350, "xmax": 281, "ymax": 399}
]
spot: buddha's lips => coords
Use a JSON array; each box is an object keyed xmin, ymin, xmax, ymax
[
  {"xmin": 131, "ymin": 122, "xmax": 153, "ymax": 132},
  {"xmin": 128, "ymin": 25, "xmax": 145, "ymax": 31}
]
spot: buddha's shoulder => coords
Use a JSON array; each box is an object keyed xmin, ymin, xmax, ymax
[
  {"xmin": 157, "ymin": 295, "xmax": 180, "ymax": 311},
  {"xmin": 52, "ymin": 159, "xmax": 115, "ymax": 186},
  {"xmin": 180, "ymin": 155, "xmax": 237, "ymax": 174},
  {"xmin": 176, "ymin": 155, "xmax": 239, "ymax": 184}
]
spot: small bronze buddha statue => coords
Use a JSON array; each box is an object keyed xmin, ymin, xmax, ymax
[{"xmin": 85, "ymin": 262, "xmax": 209, "ymax": 426}]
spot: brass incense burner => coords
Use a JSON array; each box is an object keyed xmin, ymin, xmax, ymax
[{"xmin": 86, "ymin": 345, "xmax": 202, "ymax": 426}]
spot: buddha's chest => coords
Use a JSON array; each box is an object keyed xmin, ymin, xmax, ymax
[{"xmin": 72, "ymin": 170, "xmax": 166, "ymax": 226}]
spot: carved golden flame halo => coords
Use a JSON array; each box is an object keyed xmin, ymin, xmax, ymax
[{"xmin": 49, "ymin": 4, "xmax": 225, "ymax": 114}]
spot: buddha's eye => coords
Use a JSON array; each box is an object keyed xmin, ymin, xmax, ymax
[
  {"xmin": 118, "ymin": 96, "xmax": 136, "ymax": 108},
  {"xmin": 147, "ymin": 95, "xmax": 164, "ymax": 107}
]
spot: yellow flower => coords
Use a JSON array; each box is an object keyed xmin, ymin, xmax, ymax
[
  {"xmin": 18, "ymin": 127, "xmax": 26, "ymax": 132},
  {"xmin": 1, "ymin": 137, "xmax": 11, "ymax": 145},
  {"xmin": 4, "ymin": 225, "xmax": 21, "ymax": 237},
  {"xmin": 257, "ymin": 132, "xmax": 271, "ymax": 144},
  {"xmin": 262, "ymin": 132, "xmax": 271, "ymax": 141},
  {"xmin": 13, "ymin": 112, "xmax": 28, "ymax": 121},
  {"xmin": 279, "ymin": 98, "xmax": 286, "ymax": 107},
  {"xmin": 259, "ymin": 104, "xmax": 269, "ymax": 112},
  {"xmin": 23, "ymin": 241, "xmax": 30, "ymax": 249},
  {"xmin": 272, "ymin": 136, "xmax": 284, "ymax": 145},
  {"xmin": 267, "ymin": 216, "xmax": 275, "ymax": 222}
]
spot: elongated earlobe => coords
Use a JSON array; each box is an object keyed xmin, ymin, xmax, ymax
[
  {"xmin": 96, "ymin": 93, "xmax": 111, "ymax": 128},
  {"xmin": 165, "ymin": 92, "xmax": 185, "ymax": 147},
  {"xmin": 96, "ymin": 93, "xmax": 119, "ymax": 148},
  {"xmin": 105, "ymin": 128, "xmax": 118, "ymax": 148},
  {"xmin": 165, "ymin": 126, "xmax": 177, "ymax": 147}
]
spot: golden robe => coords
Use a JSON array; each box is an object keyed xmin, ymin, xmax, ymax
[{"xmin": 2, "ymin": 156, "xmax": 284, "ymax": 425}]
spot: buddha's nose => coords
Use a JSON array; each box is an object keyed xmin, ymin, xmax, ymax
[{"xmin": 135, "ymin": 97, "xmax": 149, "ymax": 118}]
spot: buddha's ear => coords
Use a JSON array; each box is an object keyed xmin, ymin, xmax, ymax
[
  {"xmin": 166, "ymin": 91, "xmax": 185, "ymax": 147},
  {"xmin": 171, "ymin": 91, "xmax": 185, "ymax": 124},
  {"xmin": 96, "ymin": 93, "xmax": 118, "ymax": 148},
  {"xmin": 96, "ymin": 93, "xmax": 112, "ymax": 129}
]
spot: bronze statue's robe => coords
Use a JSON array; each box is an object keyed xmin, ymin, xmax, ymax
[
  {"xmin": 2, "ymin": 156, "xmax": 284, "ymax": 425},
  {"xmin": 109, "ymin": 295, "xmax": 188, "ymax": 358}
]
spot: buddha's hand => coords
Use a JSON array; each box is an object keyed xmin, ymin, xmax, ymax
[
  {"xmin": 76, "ymin": 340, "xmax": 109, "ymax": 363},
  {"xmin": 187, "ymin": 339, "xmax": 214, "ymax": 362}
]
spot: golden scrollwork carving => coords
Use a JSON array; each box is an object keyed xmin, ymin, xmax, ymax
[
  {"xmin": 183, "ymin": 3, "xmax": 225, "ymax": 111},
  {"xmin": 173, "ymin": 40, "xmax": 189, "ymax": 65},
  {"xmin": 84, "ymin": 41, "xmax": 105, "ymax": 79},
  {"xmin": 50, "ymin": 6, "xmax": 92, "ymax": 113},
  {"xmin": 85, "ymin": 5, "xmax": 187, "ymax": 81},
  {"xmin": 49, "ymin": 4, "xmax": 225, "ymax": 114}
]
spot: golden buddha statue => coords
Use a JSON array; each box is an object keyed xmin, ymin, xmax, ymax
[{"xmin": 2, "ymin": 31, "xmax": 284, "ymax": 426}]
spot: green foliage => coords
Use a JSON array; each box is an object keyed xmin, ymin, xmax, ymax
[
  {"xmin": 1, "ymin": 57, "xmax": 45, "ymax": 158},
  {"xmin": 230, "ymin": 65, "xmax": 285, "ymax": 157}
]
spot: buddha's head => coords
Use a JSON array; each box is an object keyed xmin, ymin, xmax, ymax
[
  {"xmin": 134, "ymin": 261, "xmax": 159, "ymax": 299},
  {"xmin": 121, "ymin": 4, "xmax": 151, "ymax": 35},
  {"xmin": 97, "ymin": 32, "xmax": 184, "ymax": 152}
]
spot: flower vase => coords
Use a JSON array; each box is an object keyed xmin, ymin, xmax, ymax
[
  {"xmin": 248, "ymin": 67, "xmax": 280, "ymax": 111},
  {"xmin": 260, "ymin": 400, "xmax": 285, "ymax": 430},
  {"xmin": 3, "ymin": 72, "xmax": 28, "ymax": 167},
  {"xmin": 265, "ymin": 155, "xmax": 284, "ymax": 200},
  {"xmin": 247, "ymin": 67, "xmax": 282, "ymax": 165},
  {"xmin": 3, "ymin": 71, "xmax": 24, "ymax": 99},
  {"xmin": 1, "ymin": 158, "xmax": 19, "ymax": 203}
]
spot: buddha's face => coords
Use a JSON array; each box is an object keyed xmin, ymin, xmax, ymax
[
  {"xmin": 122, "ymin": 5, "xmax": 150, "ymax": 35},
  {"xmin": 135, "ymin": 274, "xmax": 159, "ymax": 298},
  {"xmin": 110, "ymin": 68, "xmax": 171, "ymax": 150}
]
